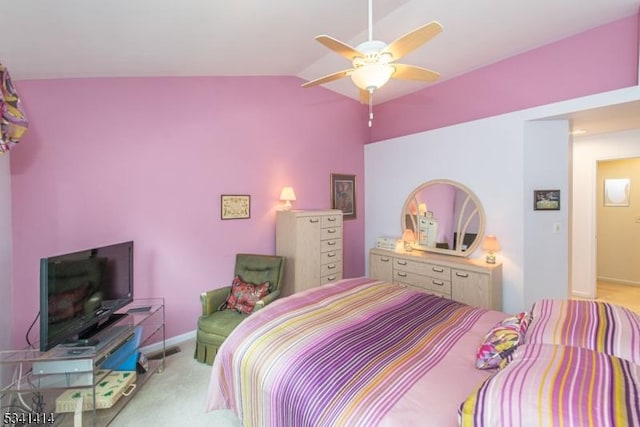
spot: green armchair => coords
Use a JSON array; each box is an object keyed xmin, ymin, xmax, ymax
[{"xmin": 194, "ymin": 253, "xmax": 285, "ymax": 364}]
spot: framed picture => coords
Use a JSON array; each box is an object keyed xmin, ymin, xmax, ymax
[
  {"xmin": 330, "ymin": 173, "xmax": 356, "ymax": 220},
  {"xmin": 534, "ymin": 189, "xmax": 560, "ymax": 211},
  {"xmin": 604, "ymin": 178, "xmax": 630, "ymax": 207},
  {"xmin": 221, "ymin": 194, "xmax": 250, "ymax": 220}
]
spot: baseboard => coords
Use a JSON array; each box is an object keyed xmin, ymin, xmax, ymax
[
  {"xmin": 140, "ymin": 330, "xmax": 196, "ymax": 355},
  {"xmin": 597, "ymin": 276, "xmax": 640, "ymax": 287},
  {"xmin": 571, "ymin": 290, "xmax": 593, "ymax": 298}
]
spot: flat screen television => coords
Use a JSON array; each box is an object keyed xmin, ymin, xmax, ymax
[{"xmin": 39, "ymin": 241, "xmax": 134, "ymax": 352}]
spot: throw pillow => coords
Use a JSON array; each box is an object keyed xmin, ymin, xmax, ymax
[
  {"xmin": 475, "ymin": 312, "xmax": 531, "ymax": 369},
  {"xmin": 223, "ymin": 276, "xmax": 270, "ymax": 315}
]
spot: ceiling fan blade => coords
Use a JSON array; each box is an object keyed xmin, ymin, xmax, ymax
[
  {"xmin": 359, "ymin": 89, "xmax": 371, "ymax": 104},
  {"xmin": 391, "ymin": 64, "xmax": 440, "ymax": 82},
  {"xmin": 315, "ymin": 35, "xmax": 362, "ymax": 61},
  {"xmin": 383, "ymin": 21, "xmax": 443, "ymax": 61},
  {"xmin": 301, "ymin": 69, "xmax": 353, "ymax": 88}
]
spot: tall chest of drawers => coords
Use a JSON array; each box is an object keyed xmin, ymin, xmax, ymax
[
  {"xmin": 276, "ymin": 210, "xmax": 343, "ymax": 297},
  {"xmin": 369, "ymin": 248, "xmax": 502, "ymax": 310}
]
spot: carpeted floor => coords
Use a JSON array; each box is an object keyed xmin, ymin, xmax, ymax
[{"xmin": 110, "ymin": 337, "xmax": 240, "ymax": 426}]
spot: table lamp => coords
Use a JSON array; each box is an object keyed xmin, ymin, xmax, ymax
[
  {"xmin": 402, "ymin": 229, "xmax": 415, "ymax": 252},
  {"xmin": 279, "ymin": 187, "xmax": 296, "ymax": 210},
  {"xmin": 482, "ymin": 235, "xmax": 500, "ymax": 264}
]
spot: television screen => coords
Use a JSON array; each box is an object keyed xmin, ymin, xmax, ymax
[{"xmin": 39, "ymin": 241, "xmax": 134, "ymax": 352}]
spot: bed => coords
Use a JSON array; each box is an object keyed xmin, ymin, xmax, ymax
[{"xmin": 206, "ymin": 278, "xmax": 640, "ymax": 426}]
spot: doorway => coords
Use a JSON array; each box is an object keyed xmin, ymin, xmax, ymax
[
  {"xmin": 571, "ymin": 129, "xmax": 640, "ymax": 301},
  {"xmin": 595, "ymin": 157, "xmax": 640, "ymax": 300}
]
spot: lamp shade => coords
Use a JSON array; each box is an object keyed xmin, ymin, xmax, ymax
[
  {"xmin": 279, "ymin": 187, "xmax": 296, "ymax": 201},
  {"xmin": 482, "ymin": 235, "xmax": 500, "ymax": 252},
  {"xmin": 402, "ymin": 229, "xmax": 415, "ymax": 242},
  {"xmin": 350, "ymin": 64, "xmax": 394, "ymax": 91}
]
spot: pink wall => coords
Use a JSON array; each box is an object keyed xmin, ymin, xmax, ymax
[
  {"xmin": 9, "ymin": 13, "xmax": 640, "ymax": 347},
  {"xmin": 371, "ymin": 15, "xmax": 640, "ymax": 142},
  {"xmin": 10, "ymin": 76, "xmax": 367, "ymax": 346}
]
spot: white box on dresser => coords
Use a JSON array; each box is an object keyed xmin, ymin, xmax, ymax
[
  {"xmin": 276, "ymin": 209, "xmax": 343, "ymax": 297},
  {"xmin": 369, "ymin": 248, "xmax": 502, "ymax": 310}
]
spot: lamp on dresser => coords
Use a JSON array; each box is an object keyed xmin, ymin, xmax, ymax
[
  {"xmin": 402, "ymin": 229, "xmax": 415, "ymax": 252},
  {"xmin": 482, "ymin": 235, "xmax": 500, "ymax": 264},
  {"xmin": 279, "ymin": 187, "xmax": 296, "ymax": 210}
]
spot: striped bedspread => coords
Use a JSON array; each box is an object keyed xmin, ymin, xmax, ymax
[
  {"xmin": 207, "ymin": 277, "xmax": 504, "ymax": 426},
  {"xmin": 459, "ymin": 343, "xmax": 640, "ymax": 427}
]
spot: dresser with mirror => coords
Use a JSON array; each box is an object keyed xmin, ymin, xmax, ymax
[{"xmin": 369, "ymin": 179, "xmax": 502, "ymax": 310}]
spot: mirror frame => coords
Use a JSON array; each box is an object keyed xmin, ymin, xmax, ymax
[{"xmin": 401, "ymin": 179, "xmax": 486, "ymax": 258}]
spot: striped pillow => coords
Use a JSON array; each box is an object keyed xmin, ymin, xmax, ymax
[
  {"xmin": 526, "ymin": 299, "xmax": 640, "ymax": 364},
  {"xmin": 460, "ymin": 343, "xmax": 640, "ymax": 426}
]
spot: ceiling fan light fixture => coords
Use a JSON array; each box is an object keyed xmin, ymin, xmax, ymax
[
  {"xmin": 379, "ymin": 52, "xmax": 393, "ymax": 64},
  {"xmin": 355, "ymin": 40, "xmax": 388, "ymax": 55},
  {"xmin": 350, "ymin": 64, "xmax": 394, "ymax": 91}
]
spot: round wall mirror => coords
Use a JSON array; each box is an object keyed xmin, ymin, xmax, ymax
[{"xmin": 401, "ymin": 179, "xmax": 485, "ymax": 257}]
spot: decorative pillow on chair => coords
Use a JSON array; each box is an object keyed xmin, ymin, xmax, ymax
[
  {"xmin": 223, "ymin": 276, "xmax": 270, "ymax": 315},
  {"xmin": 476, "ymin": 312, "xmax": 531, "ymax": 369}
]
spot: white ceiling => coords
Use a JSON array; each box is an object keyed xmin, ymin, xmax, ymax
[
  {"xmin": 1, "ymin": 0, "xmax": 639, "ymax": 138},
  {"xmin": 1, "ymin": 0, "xmax": 638, "ymax": 106},
  {"xmin": 555, "ymin": 100, "xmax": 640, "ymax": 136}
]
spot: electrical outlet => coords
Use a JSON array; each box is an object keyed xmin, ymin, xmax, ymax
[{"xmin": 553, "ymin": 223, "xmax": 561, "ymax": 234}]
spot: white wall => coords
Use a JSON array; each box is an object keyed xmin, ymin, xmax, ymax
[
  {"xmin": 522, "ymin": 120, "xmax": 570, "ymax": 308},
  {"xmin": 572, "ymin": 128, "xmax": 640, "ymax": 297},
  {"xmin": 0, "ymin": 153, "xmax": 13, "ymax": 351},
  {"xmin": 365, "ymin": 114, "xmax": 526, "ymax": 313},
  {"xmin": 365, "ymin": 86, "xmax": 640, "ymax": 314}
]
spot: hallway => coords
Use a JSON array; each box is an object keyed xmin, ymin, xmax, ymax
[{"xmin": 591, "ymin": 281, "xmax": 640, "ymax": 315}]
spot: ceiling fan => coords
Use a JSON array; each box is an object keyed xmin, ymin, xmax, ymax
[{"xmin": 302, "ymin": 0, "xmax": 443, "ymax": 126}]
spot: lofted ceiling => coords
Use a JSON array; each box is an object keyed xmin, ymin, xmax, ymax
[
  {"xmin": 1, "ymin": 0, "xmax": 639, "ymax": 104},
  {"xmin": 555, "ymin": 100, "xmax": 640, "ymax": 137}
]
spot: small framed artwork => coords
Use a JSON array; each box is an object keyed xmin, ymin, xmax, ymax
[
  {"xmin": 330, "ymin": 173, "xmax": 356, "ymax": 220},
  {"xmin": 534, "ymin": 189, "xmax": 560, "ymax": 211},
  {"xmin": 604, "ymin": 178, "xmax": 630, "ymax": 207},
  {"xmin": 221, "ymin": 194, "xmax": 250, "ymax": 220}
]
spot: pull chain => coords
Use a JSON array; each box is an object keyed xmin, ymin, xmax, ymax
[{"xmin": 368, "ymin": 88, "xmax": 374, "ymax": 127}]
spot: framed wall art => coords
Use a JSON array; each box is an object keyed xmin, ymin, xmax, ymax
[
  {"xmin": 534, "ymin": 189, "xmax": 560, "ymax": 211},
  {"xmin": 330, "ymin": 173, "xmax": 356, "ymax": 220},
  {"xmin": 603, "ymin": 178, "xmax": 630, "ymax": 207},
  {"xmin": 221, "ymin": 194, "xmax": 251, "ymax": 220}
]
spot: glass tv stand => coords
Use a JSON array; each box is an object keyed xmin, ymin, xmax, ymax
[{"xmin": 1, "ymin": 298, "xmax": 165, "ymax": 427}]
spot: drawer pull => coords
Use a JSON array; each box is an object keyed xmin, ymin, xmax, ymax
[
  {"xmin": 327, "ymin": 241, "xmax": 337, "ymax": 246},
  {"xmin": 327, "ymin": 264, "xmax": 336, "ymax": 269},
  {"xmin": 327, "ymin": 252, "xmax": 336, "ymax": 257},
  {"xmin": 309, "ymin": 218, "xmax": 320, "ymax": 223},
  {"xmin": 455, "ymin": 272, "xmax": 469, "ymax": 278},
  {"xmin": 380, "ymin": 257, "xmax": 390, "ymax": 262},
  {"xmin": 328, "ymin": 217, "xmax": 337, "ymax": 222},
  {"xmin": 432, "ymin": 280, "xmax": 445, "ymax": 286},
  {"xmin": 328, "ymin": 229, "xmax": 337, "ymax": 233},
  {"xmin": 328, "ymin": 275, "xmax": 336, "ymax": 280},
  {"xmin": 397, "ymin": 260, "xmax": 408, "ymax": 266},
  {"xmin": 432, "ymin": 267, "xmax": 444, "ymax": 273},
  {"xmin": 397, "ymin": 272, "xmax": 408, "ymax": 277}
]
